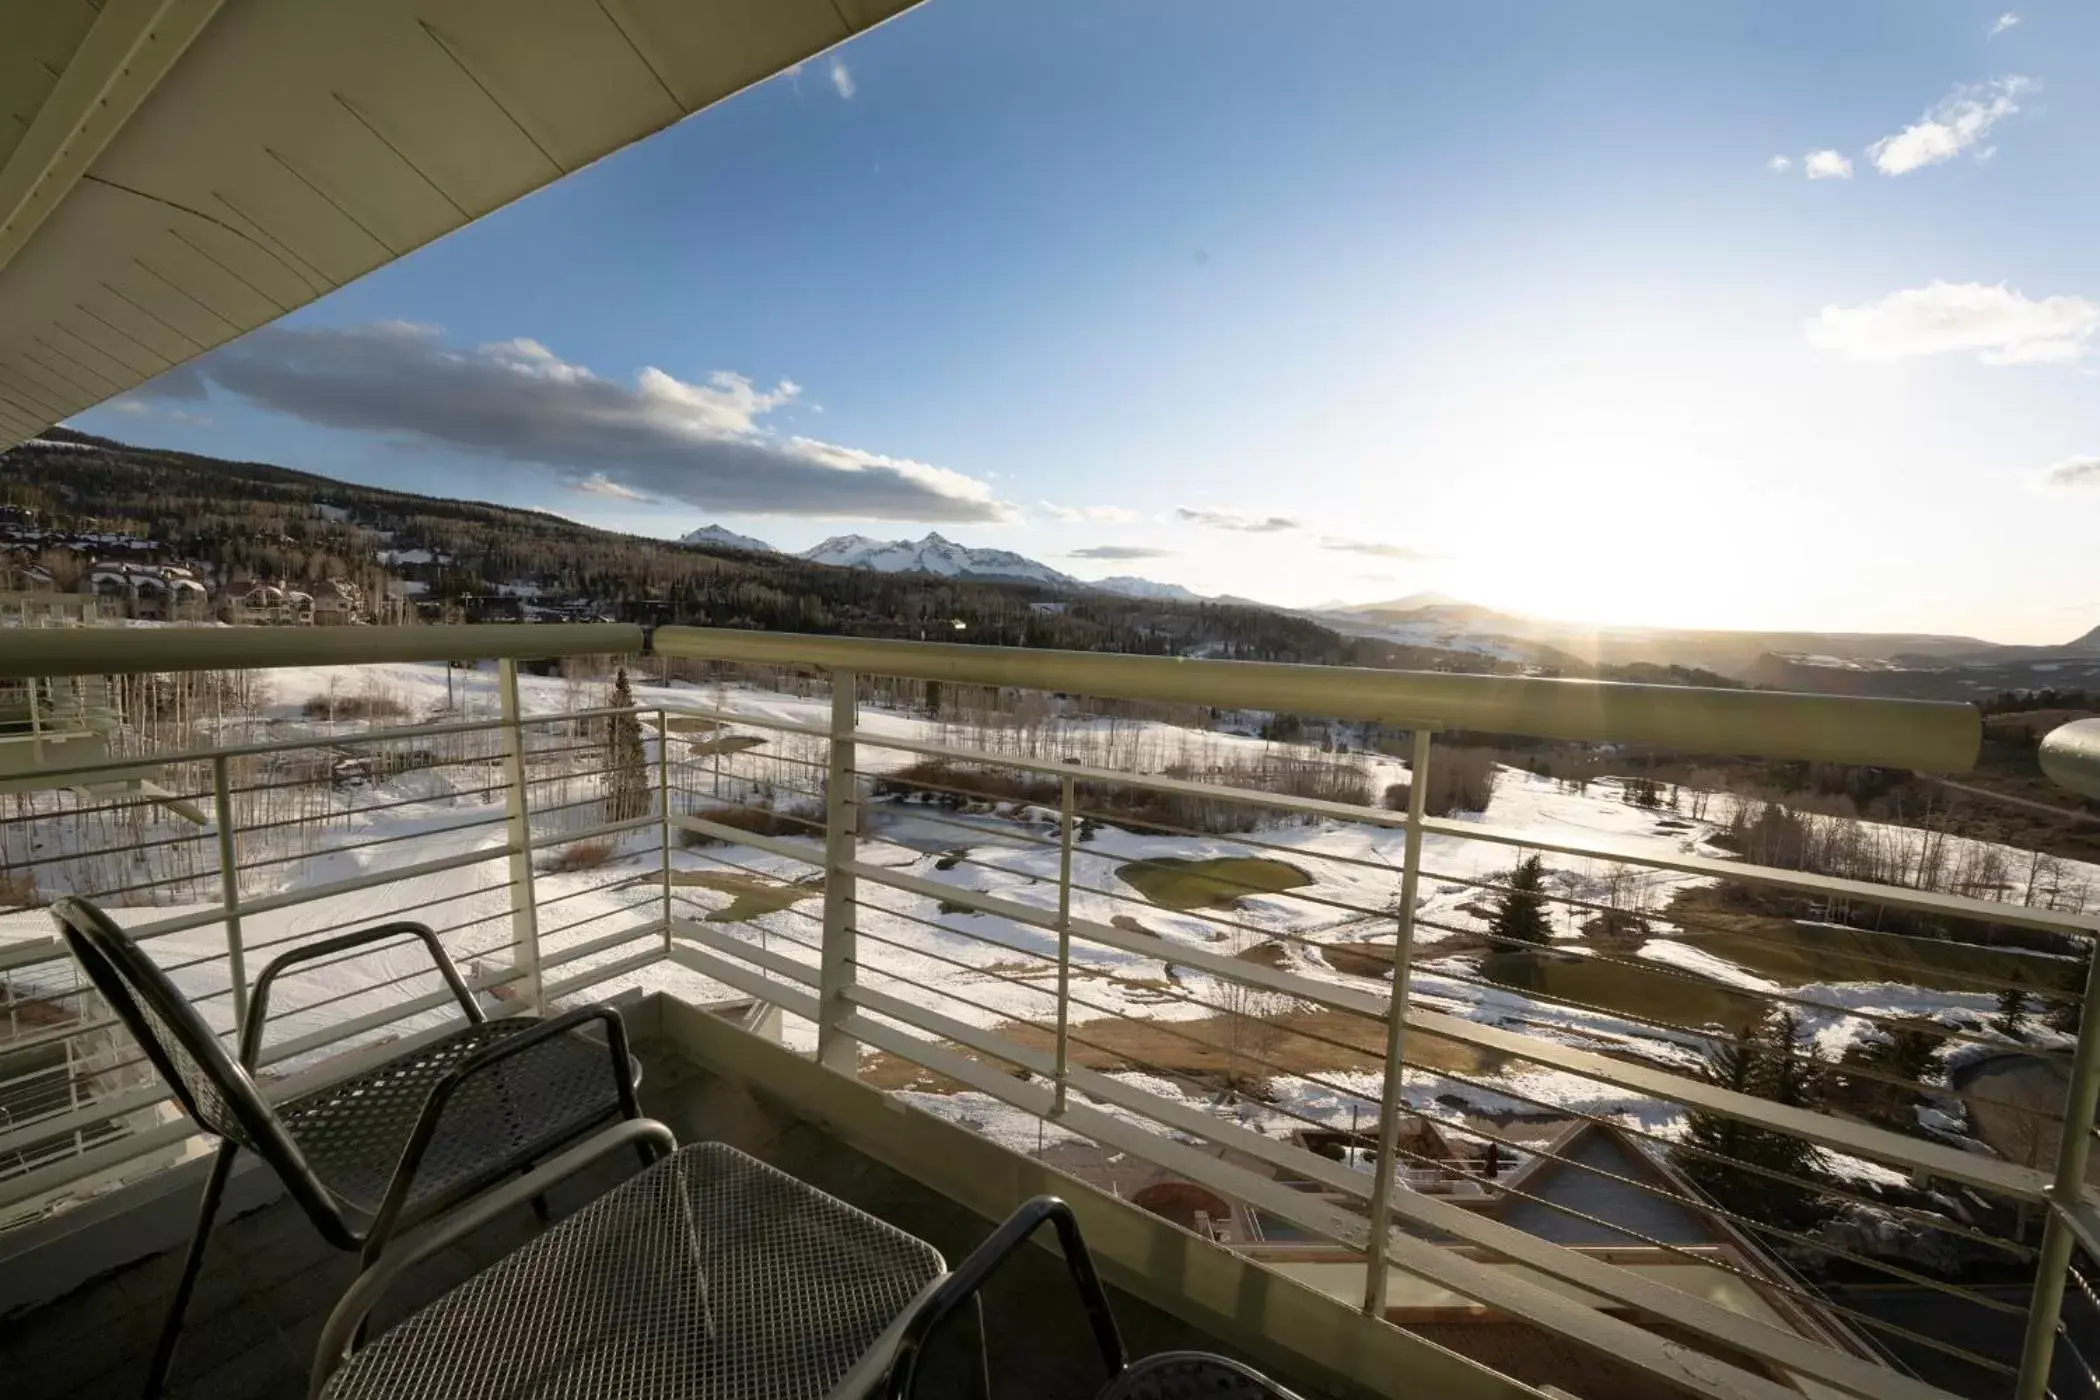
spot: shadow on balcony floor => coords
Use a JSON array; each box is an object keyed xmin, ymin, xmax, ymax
[{"xmin": 0, "ymin": 1033, "xmax": 1315, "ymax": 1400}]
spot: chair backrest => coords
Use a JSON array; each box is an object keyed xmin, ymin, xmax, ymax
[{"xmin": 50, "ymin": 896, "xmax": 341, "ymax": 1228}]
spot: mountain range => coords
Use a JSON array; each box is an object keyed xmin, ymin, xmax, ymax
[
  {"xmin": 797, "ymin": 532, "xmax": 1077, "ymax": 586},
  {"xmin": 678, "ymin": 526, "xmax": 1211, "ymax": 601}
]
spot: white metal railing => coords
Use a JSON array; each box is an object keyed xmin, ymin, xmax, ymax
[
  {"xmin": 0, "ymin": 650, "xmax": 669, "ymax": 1226},
  {"xmin": 5, "ymin": 623, "xmax": 2099, "ymax": 1400}
]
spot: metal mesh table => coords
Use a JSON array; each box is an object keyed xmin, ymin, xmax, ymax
[{"xmin": 321, "ymin": 1142, "xmax": 946, "ymax": 1400}]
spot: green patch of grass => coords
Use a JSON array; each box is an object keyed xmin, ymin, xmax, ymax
[
  {"xmin": 669, "ymin": 869, "xmax": 822, "ymax": 923},
  {"xmin": 1687, "ymin": 925, "xmax": 2067, "ymax": 995},
  {"xmin": 1665, "ymin": 887, "xmax": 2073, "ymax": 994},
  {"xmin": 1116, "ymin": 856, "xmax": 1311, "ymax": 911},
  {"xmin": 1479, "ymin": 948, "xmax": 1764, "ymax": 1034}
]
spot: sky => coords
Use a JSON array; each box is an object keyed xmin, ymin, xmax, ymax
[{"xmin": 70, "ymin": 1, "xmax": 2100, "ymax": 644}]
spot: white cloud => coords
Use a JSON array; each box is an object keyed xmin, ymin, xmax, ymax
[
  {"xmin": 1174, "ymin": 506, "xmax": 1300, "ymax": 533},
  {"xmin": 186, "ymin": 322, "xmax": 1012, "ymax": 520},
  {"xmin": 1042, "ymin": 502, "xmax": 1140, "ymax": 524},
  {"xmin": 1807, "ymin": 282, "xmax": 2100, "ymax": 365},
  {"xmin": 1803, "ymin": 150, "xmax": 1854, "ymax": 180},
  {"xmin": 1990, "ymin": 12, "xmax": 2021, "ymax": 37},
  {"xmin": 569, "ymin": 473, "xmax": 653, "ymax": 502},
  {"xmin": 2041, "ymin": 456, "xmax": 2100, "ymax": 492},
  {"xmin": 1869, "ymin": 78, "xmax": 2033, "ymax": 176},
  {"xmin": 1766, "ymin": 155, "xmax": 1793, "ymax": 173},
  {"xmin": 1319, "ymin": 537, "xmax": 1435, "ymax": 560},
  {"xmin": 1070, "ymin": 545, "xmax": 1172, "ymax": 560},
  {"xmin": 829, "ymin": 59, "xmax": 855, "ymax": 99}
]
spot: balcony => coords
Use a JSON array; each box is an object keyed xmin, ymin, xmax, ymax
[{"xmin": 1, "ymin": 622, "xmax": 2097, "ymax": 1400}]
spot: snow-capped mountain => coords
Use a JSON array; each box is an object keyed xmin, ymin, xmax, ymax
[
  {"xmin": 680, "ymin": 524, "xmax": 775, "ymax": 553},
  {"xmin": 1088, "ymin": 576, "xmax": 1207, "ymax": 603},
  {"xmin": 799, "ymin": 532, "xmax": 1076, "ymax": 587}
]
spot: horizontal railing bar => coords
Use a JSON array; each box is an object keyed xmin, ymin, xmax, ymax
[
  {"xmin": 852, "ymin": 728, "xmax": 1417, "ymax": 829},
  {"xmin": 1419, "ymin": 861, "xmax": 2082, "ymax": 1003},
  {"xmin": 670, "ymin": 917, "xmax": 822, "ymax": 986},
  {"xmin": 0, "ymin": 996, "xmax": 541, "ymax": 1215},
  {"xmin": 666, "ymin": 941, "xmax": 821, "ymax": 1020},
  {"xmin": 541, "ymin": 947, "xmax": 665, "ymax": 1004},
  {"xmin": 2051, "ymin": 1193, "xmax": 2100, "ymax": 1264},
  {"xmin": 232, "ymin": 812, "xmax": 511, "ymax": 875},
  {"xmin": 8, "ymin": 702, "xmax": 647, "ymax": 788},
  {"xmin": 0, "ymin": 623, "xmax": 646, "ymax": 680},
  {"xmin": 853, "ymin": 729, "xmax": 2094, "ymax": 939},
  {"xmin": 1420, "ymin": 815, "xmax": 2100, "ymax": 937},
  {"xmin": 842, "ymin": 982, "xmax": 1958, "ymax": 1400},
  {"xmin": 527, "ymin": 813, "xmax": 659, "ymax": 852},
  {"xmin": 1410, "ymin": 1004, "xmax": 2048, "ymax": 1199},
  {"xmin": 0, "ymin": 1084, "xmax": 167, "ymax": 1161},
  {"xmin": 655, "ymin": 625, "xmax": 1980, "ymax": 771},
  {"xmin": 0, "ymin": 1118, "xmax": 195, "ymax": 1216},
  {"xmin": 657, "ymin": 703, "xmax": 835, "ymax": 742},
  {"xmin": 839, "ymin": 932, "xmax": 2027, "ymax": 1300},
  {"xmin": 668, "ymin": 812, "xmax": 823, "ymax": 864},
  {"xmin": 847, "ymin": 858, "xmax": 2048, "ymax": 1198},
  {"xmin": 235, "ymin": 844, "xmax": 511, "ymax": 920},
  {"xmin": 835, "ymin": 1009, "xmax": 1833, "ymax": 1400},
  {"xmin": 254, "ymin": 965, "xmax": 523, "ymax": 1068},
  {"xmin": 537, "ymin": 921, "xmax": 665, "ymax": 975}
]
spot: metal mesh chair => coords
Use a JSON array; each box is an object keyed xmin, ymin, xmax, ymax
[
  {"xmin": 1095, "ymin": 1353, "xmax": 1307, "ymax": 1400},
  {"xmin": 51, "ymin": 894, "xmax": 645, "ymax": 1399},
  {"xmin": 880, "ymin": 1196, "xmax": 1306, "ymax": 1400}
]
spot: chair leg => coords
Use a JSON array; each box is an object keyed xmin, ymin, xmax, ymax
[{"xmin": 143, "ymin": 1140, "xmax": 237, "ymax": 1399}]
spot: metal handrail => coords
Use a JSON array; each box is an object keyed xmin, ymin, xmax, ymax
[{"xmin": 652, "ymin": 625, "xmax": 1981, "ymax": 771}]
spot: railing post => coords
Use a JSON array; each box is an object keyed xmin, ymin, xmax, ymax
[
  {"xmin": 1053, "ymin": 767, "xmax": 1077, "ymax": 1116},
  {"xmin": 211, "ymin": 755, "xmax": 247, "ymax": 1030},
  {"xmin": 2014, "ymin": 943, "xmax": 2100, "ymax": 1400},
  {"xmin": 1361, "ymin": 725, "xmax": 1432, "ymax": 1318},
  {"xmin": 817, "ymin": 670, "xmax": 860, "ymax": 1075},
  {"xmin": 497, "ymin": 659, "xmax": 543, "ymax": 1013},
  {"xmin": 657, "ymin": 706, "xmax": 673, "ymax": 959}
]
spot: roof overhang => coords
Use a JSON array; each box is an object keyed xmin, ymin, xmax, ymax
[{"xmin": 0, "ymin": 0, "xmax": 920, "ymax": 448}]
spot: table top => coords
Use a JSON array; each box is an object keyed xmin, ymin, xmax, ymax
[{"xmin": 322, "ymin": 1141, "xmax": 947, "ymax": 1400}]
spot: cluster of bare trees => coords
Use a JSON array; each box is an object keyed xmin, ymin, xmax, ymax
[{"xmin": 1722, "ymin": 799, "xmax": 2091, "ymax": 912}]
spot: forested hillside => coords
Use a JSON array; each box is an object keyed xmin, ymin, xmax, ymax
[{"xmin": 0, "ymin": 429, "xmax": 1481, "ymax": 669}]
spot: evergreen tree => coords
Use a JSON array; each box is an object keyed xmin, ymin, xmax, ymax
[
  {"xmin": 1838, "ymin": 1020, "xmax": 1943, "ymax": 1130},
  {"xmin": 1489, "ymin": 855, "xmax": 1552, "ymax": 946},
  {"xmin": 1994, "ymin": 986, "xmax": 2030, "ymax": 1040},
  {"xmin": 1671, "ymin": 1012, "xmax": 1834, "ymax": 1230},
  {"xmin": 605, "ymin": 667, "xmax": 649, "ymax": 823}
]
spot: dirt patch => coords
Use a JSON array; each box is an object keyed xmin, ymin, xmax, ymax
[
  {"xmin": 677, "ymin": 803, "xmax": 822, "ymax": 847},
  {"xmin": 1110, "ymin": 914, "xmax": 1162, "ymax": 938},
  {"xmin": 1323, "ymin": 941, "xmax": 1397, "ymax": 978},
  {"xmin": 1235, "ymin": 941, "xmax": 1291, "ymax": 970},
  {"xmin": 688, "ymin": 734, "xmax": 767, "ymax": 757},
  {"xmin": 668, "ymin": 868, "xmax": 822, "ymax": 923},
  {"xmin": 856, "ymin": 1005, "xmax": 1498, "ymax": 1093}
]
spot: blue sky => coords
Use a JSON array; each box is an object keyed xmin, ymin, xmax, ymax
[{"xmin": 79, "ymin": 1, "xmax": 2100, "ymax": 641}]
